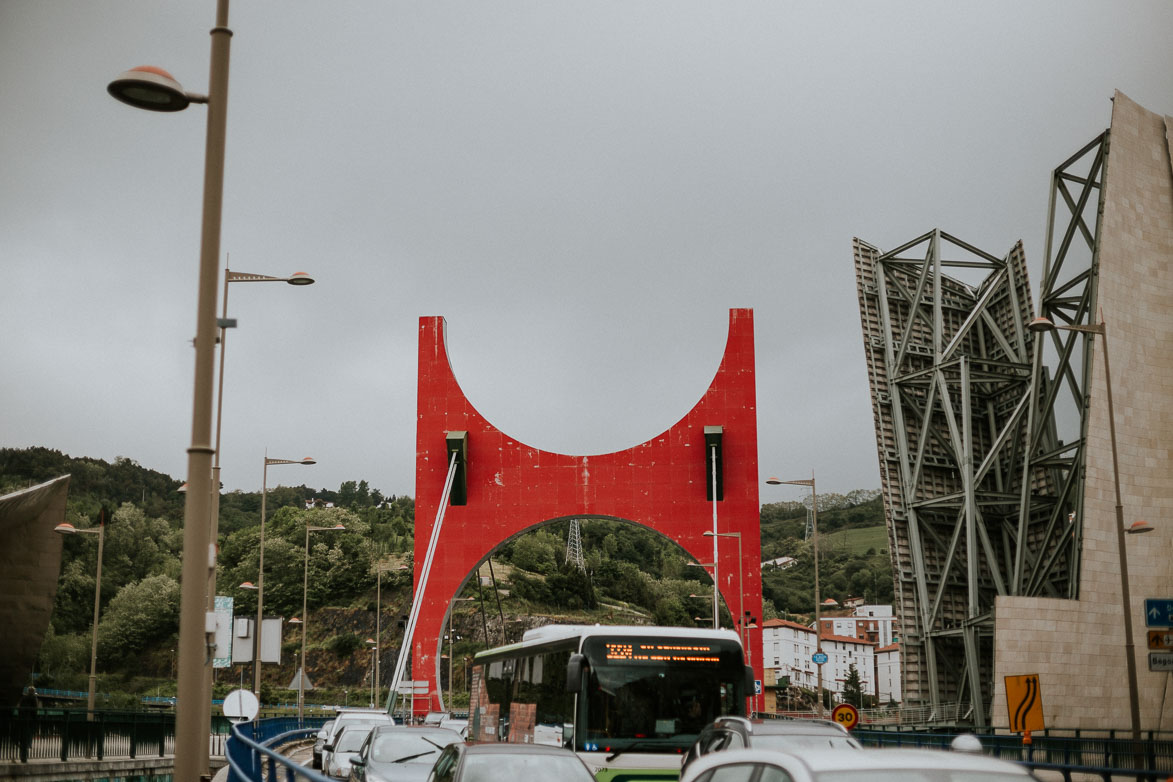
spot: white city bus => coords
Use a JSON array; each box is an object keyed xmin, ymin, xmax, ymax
[{"xmin": 468, "ymin": 625, "xmax": 753, "ymax": 782}]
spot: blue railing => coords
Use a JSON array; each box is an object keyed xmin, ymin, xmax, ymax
[
  {"xmin": 856, "ymin": 728, "xmax": 1173, "ymax": 781},
  {"xmin": 227, "ymin": 716, "xmax": 331, "ymax": 782}
]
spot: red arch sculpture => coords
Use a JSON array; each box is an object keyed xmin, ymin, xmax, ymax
[{"xmin": 411, "ymin": 309, "xmax": 762, "ymax": 715}]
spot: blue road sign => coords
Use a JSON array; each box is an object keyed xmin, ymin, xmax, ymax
[
  {"xmin": 1146, "ymin": 599, "xmax": 1173, "ymax": 628},
  {"xmin": 813, "ymin": 652, "xmax": 828, "ymax": 664}
]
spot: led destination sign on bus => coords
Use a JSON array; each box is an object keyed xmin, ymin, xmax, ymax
[{"xmin": 603, "ymin": 642, "xmax": 720, "ymax": 663}]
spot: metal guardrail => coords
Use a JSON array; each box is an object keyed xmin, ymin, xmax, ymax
[
  {"xmin": 856, "ymin": 727, "xmax": 1173, "ymax": 782},
  {"xmin": 0, "ymin": 709, "xmax": 176, "ymax": 764},
  {"xmin": 226, "ymin": 716, "xmax": 331, "ymax": 782}
]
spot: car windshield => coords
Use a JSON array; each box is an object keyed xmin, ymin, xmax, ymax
[
  {"xmin": 336, "ymin": 728, "xmax": 372, "ymax": 753},
  {"xmin": 370, "ymin": 730, "xmax": 459, "ymax": 764},
  {"xmin": 754, "ymin": 735, "xmax": 860, "ymax": 751},
  {"xmin": 459, "ymin": 753, "xmax": 594, "ymax": 782},
  {"xmin": 817, "ymin": 771, "xmax": 1026, "ymax": 782}
]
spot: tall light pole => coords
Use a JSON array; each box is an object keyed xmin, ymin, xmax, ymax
[
  {"xmin": 256, "ymin": 455, "xmax": 315, "ymax": 697},
  {"xmin": 300, "ymin": 523, "xmax": 346, "ymax": 719},
  {"xmin": 704, "ymin": 531, "xmax": 745, "ymax": 646},
  {"xmin": 54, "ymin": 519, "xmax": 106, "ymax": 717},
  {"xmin": 366, "ymin": 639, "xmax": 378, "ymax": 708},
  {"xmin": 107, "ymin": 3, "xmax": 233, "ymax": 777},
  {"xmin": 1029, "ymin": 316, "xmax": 1153, "ymax": 742},
  {"xmin": 767, "ymin": 474, "xmax": 822, "ymax": 716},
  {"xmin": 686, "ymin": 562, "xmax": 719, "ymax": 627}
]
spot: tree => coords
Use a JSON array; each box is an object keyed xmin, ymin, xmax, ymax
[
  {"xmin": 97, "ymin": 575, "xmax": 181, "ymax": 665},
  {"xmin": 843, "ymin": 663, "xmax": 864, "ymax": 709}
]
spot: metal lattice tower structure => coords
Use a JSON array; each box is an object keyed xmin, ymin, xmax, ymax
[
  {"xmin": 565, "ymin": 518, "xmax": 586, "ymax": 571},
  {"xmin": 853, "ymin": 125, "xmax": 1114, "ymax": 725}
]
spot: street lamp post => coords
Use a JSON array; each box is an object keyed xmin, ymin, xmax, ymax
[
  {"xmin": 1029, "ymin": 316, "xmax": 1153, "ymax": 743},
  {"xmin": 300, "ymin": 523, "xmax": 346, "ymax": 719},
  {"xmin": 686, "ymin": 562, "xmax": 718, "ymax": 627},
  {"xmin": 107, "ymin": 3, "xmax": 234, "ymax": 777},
  {"xmin": 54, "ymin": 520, "xmax": 105, "ymax": 717},
  {"xmin": 767, "ymin": 474, "xmax": 822, "ymax": 716},
  {"xmin": 704, "ymin": 531, "xmax": 744, "ymax": 647},
  {"xmin": 366, "ymin": 639, "xmax": 377, "ymax": 708},
  {"xmin": 205, "ymin": 267, "xmax": 313, "ymax": 745},
  {"xmin": 256, "ymin": 456, "xmax": 315, "ymax": 697}
]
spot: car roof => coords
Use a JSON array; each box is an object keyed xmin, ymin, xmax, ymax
[
  {"xmin": 744, "ymin": 720, "xmax": 850, "ymax": 736},
  {"xmin": 459, "ymin": 743, "xmax": 579, "ymax": 756},
  {"xmin": 788, "ymin": 748, "xmax": 1031, "ymax": 773},
  {"xmin": 370, "ymin": 724, "xmax": 461, "ymax": 738},
  {"xmin": 684, "ymin": 747, "xmax": 1031, "ymax": 780}
]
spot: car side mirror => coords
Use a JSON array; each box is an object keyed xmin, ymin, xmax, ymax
[
  {"xmin": 744, "ymin": 665, "xmax": 754, "ymax": 694},
  {"xmin": 351, "ymin": 757, "xmax": 365, "ymax": 767},
  {"xmin": 324, "ymin": 743, "xmax": 335, "ymax": 752}
]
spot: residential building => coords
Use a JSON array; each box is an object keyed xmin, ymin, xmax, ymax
[
  {"xmin": 817, "ymin": 604, "xmax": 895, "ymax": 648},
  {"xmin": 876, "ymin": 643, "xmax": 902, "ymax": 704}
]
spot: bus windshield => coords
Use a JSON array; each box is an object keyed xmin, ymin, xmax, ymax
[{"xmin": 578, "ymin": 636, "xmax": 746, "ymax": 753}]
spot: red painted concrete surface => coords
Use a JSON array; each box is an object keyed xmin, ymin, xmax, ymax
[{"xmin": 412, "ymin": 309, "xmax": 762, "ymax": 714}]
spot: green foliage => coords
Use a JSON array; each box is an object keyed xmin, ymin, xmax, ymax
[
  {"xmin": 97, "ymin": 574, "xmax": 181, "ymax": 666},
  {"xmin": 328, "ymin": 633, "xmax": 363, "ymax": 658},
  {"xmin": 843, "ymin": 663, "xmax": 864, "ymax": 708}
]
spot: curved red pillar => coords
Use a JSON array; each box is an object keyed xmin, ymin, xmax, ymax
[{"xmin": 413, "ymin": 309, "xmax": 761, "ymax": 715}]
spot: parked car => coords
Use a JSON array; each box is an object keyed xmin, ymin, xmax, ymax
[
  {"xmin": 321, "ymin": 709, "xmax": 395, "ymax": 773},
  {"xmin": 313, "ymin": 719, "xmax": 336, "ymax": 769},
  {"xmin": 437, "ymin": 718, "xmax": 469, "ymax": 738},
  {"xmin": 348, "ymin": 724, "xmax": 463, "ymax": 782},
  {"xmin": 679, "ymin": 747, "xmax": 1036, "ymax": 782},
  {"xmin": 425, "ymin": 742, "xmax": 595, "ymax": 782},
  {"xmin": 326, "ymin": 725, "xmax": 377, "ymax": 779},
  {"xmin": 682, "ymin": 716, "xmax": 860, "ymax": 774}
]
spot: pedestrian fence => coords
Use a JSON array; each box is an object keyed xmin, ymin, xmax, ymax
[{"xmin": 0, "ymin": 708, "xmax": 245, "ymax": 764}]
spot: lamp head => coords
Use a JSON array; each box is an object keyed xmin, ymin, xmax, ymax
[
  {"xmin": 1028, "ymin": 316, "xmax": 1056, "ymax": 333},
  {"xmin": 107, "ymin": 66, "xmax": 196, "ymax": 112},
  {"xmin": 239, "ymin": 581, "xmax": 258, "ymax": 590},
  {"xmin": 287, "ymin": 272, "xmax": 314, "ymax": 286},
  {"xmin": 300, "ymin": 457, "xmax": 316, "ymax": 465},
  {"xmin": 54, "ymin": 523, "xmax": 78, "ymax": 535},
  {"xmin": 1128, "ymin": 520, "xmax": 1154, "ymax": 534}
]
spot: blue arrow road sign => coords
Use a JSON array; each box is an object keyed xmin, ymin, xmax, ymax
[{"xmin": 1145, "ymin": 599, "xmax": 1173, "ymax": 628}]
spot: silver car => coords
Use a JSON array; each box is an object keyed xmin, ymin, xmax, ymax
[
  {"xmin": 313, "ymin": 720, "xmax": 336, "ymax": 769},
  {"xmin": 348, "ymin": 724, "xmax": 463, "ymax": 782},
  {"xmin": 682, "ymin": 716, "xmax": 861, "ymax": 775},
  {"xmin": 680, "ymin": 747, "xmax": 1036, "ymax": 782},
  {"xmin": 321, "ymin": 709, "xmax": 395, "ymax": 773},
  {"xmin": 326, "ymin": 725, "xmax": 377, "ymax": 779}
]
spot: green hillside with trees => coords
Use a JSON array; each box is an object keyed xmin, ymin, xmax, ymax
[{"xmin": 1, "ymin": 446, "xmax": 888, "ymax": 708}]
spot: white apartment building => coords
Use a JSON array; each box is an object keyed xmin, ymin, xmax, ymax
[
  {"xmin": 817, "ymin": 604, "xmax": 895, "ymax": 648},
  {"xmin": 876, "ymin": 644, "xmax": 902, "ymax": 703},
  {"xmin": 762, "ymin": 613, "xmax": 901, "ymax": 704}
]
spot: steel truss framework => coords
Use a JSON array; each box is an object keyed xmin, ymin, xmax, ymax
[{"xmin": 853, "ymin": 131, "xmax": 1108, "ymax": 724}]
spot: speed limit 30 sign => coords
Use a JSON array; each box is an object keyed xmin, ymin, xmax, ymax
[{"xmin": 831, "ymin": 703, "xmax": 860, "ymax": 730}]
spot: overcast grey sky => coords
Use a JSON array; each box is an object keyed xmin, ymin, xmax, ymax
[{"xmin": 3, "ymin": 1, "xmax": 1171, "ymax": 502}]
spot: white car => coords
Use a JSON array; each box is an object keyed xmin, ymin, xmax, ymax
[
  {"xmin": 679, "ymin": 747, "xmax": 1036, "ymax": 782},
  {"xmin": 321, "ymin": 709, "xmax": 395, "ymax": 773},
  {"xmin": 326, "ymin": 725, "xmax": 375, "ymax": 779}
]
